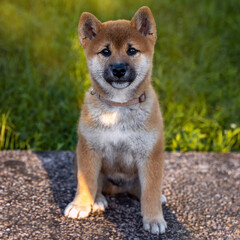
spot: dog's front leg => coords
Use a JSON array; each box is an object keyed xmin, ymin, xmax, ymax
[
  {"xmin": 65, "ymin": 133, "xmax": 101, "ymax": 219},
  {"xmin": 139, "ymin": 138, "xmax": 167, "ymax": 235}
]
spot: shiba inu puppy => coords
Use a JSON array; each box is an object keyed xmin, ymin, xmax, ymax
[{"xmin": 64, "ymin": 6, "xmax": 167, "ymax": 235}]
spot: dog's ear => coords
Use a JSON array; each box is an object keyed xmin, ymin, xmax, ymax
[
  {"xmin": 131, "ymin": 6, "xmax": 157, "ymax": 42},
  {"xmin": 78, "ymin": 12, "xmax": 102, "ymax": 47}
]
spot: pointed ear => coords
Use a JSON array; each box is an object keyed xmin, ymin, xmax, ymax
[
  {"xmin": 131, "ymin": 6, "xmax": 157, "ymax": 42},
  {"xmin": 78, "ymin": 12, "xmax": 102, "ymax": 47}
]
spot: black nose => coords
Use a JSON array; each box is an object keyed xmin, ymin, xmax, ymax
[{"xmin": 111, "ymin": 63, "xmax": 127, "ymax": 78}]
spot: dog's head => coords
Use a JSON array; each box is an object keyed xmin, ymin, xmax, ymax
[{"xmin": 78, "ymin": 7, "xmax": 157, "ymax": 97}]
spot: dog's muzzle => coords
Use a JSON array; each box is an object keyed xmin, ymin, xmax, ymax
[{"xmin": 103, "ymin": 63, "xmax": 136, "ymax": 89}]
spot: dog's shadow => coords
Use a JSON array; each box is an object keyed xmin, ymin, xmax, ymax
[{"xmin": 36, "ymin": 151, "xmax": 191, "ymax": 239}]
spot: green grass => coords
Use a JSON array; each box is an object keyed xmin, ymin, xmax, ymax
[{"xmin": 0, "ymin": 0, "xmax": 240, "ymax": 151}]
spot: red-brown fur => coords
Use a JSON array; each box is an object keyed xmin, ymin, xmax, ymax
[{"xmin": 65, "ymin": 6, "xmax": 167, "ymax": 235}]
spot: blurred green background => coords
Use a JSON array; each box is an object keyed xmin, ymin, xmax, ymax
[{"xmin": 0, "ymin": 0, "xmax": 240, "ymax": 151}]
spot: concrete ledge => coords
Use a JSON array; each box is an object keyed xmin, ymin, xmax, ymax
[{"xmin": 1, "ymin": 151, "xmax": 239, "ymax": 239}]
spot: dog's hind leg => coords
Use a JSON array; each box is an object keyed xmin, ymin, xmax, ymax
[
  {"xmin": 128, "ymin": 179, "xmax": 141, "ymax": 199},
  {"xmin": 92, "ymin": 173, "xmax": 108, "ymax": 212},
  {"xmin": 102, "ymin": 177, "xmax": 127, "ymax": 195}
]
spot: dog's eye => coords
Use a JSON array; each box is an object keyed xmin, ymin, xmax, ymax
[
  {"xmin": 100, "ymin": 48, "xmax": 111, "ymax": 57},
  {"xmin": 127, "ymin": 47, "xmax": 139, "ymax": 56}
]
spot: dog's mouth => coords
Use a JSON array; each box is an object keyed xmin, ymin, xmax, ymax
[{"xmin": 108, "ymin": 80, "xmax": 132, "ymax": 89}]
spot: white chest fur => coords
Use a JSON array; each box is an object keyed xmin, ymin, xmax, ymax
[{"xmin": 80, "ymin": 102, "xmax": 159, "ymax": 171}]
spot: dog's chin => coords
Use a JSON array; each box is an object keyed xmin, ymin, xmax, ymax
[{"xmin": 110, "ymin": 81, "xmax": 131, "ymax": 89}]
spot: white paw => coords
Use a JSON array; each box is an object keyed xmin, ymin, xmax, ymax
[
  {"xmin": 64, "ymin": 202, "xmax": 91, "ymax": 219},
  {"xmin": 143, "ymin": 216, "xmax": 167, "ymax": 235},
  {"xmin": 92, "ymin": 194, "xmax": 108, "ymax": 212},
  {"xmin": 161, "ymin": 194, "xmax": 167, "ymax": 204}
]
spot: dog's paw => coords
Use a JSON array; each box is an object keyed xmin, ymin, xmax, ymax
[
  {"xmin": 143, "ymin": 216, "xmax": 167, "ymax": 235},
  {"xmin": 161, "ymin": 194, "xmax": 167, "ymax": 204},
  {"xmin": 92, "ymin": 194, "xmax": 108, "ymax": 212},
  {"xmin": 64, "ymin": 202, "xmax": 91, "ymax": 219}
]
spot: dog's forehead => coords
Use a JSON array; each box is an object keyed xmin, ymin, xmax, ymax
[{"xmin": 101, "ymin": 20, "xmax": 139, "ymax": 48}]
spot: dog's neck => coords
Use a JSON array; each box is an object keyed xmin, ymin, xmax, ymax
[{"xmin": 90, "ymin": 89, "xmax": 146, "ymax": 107}]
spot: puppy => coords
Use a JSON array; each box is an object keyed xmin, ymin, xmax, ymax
[{"xmin": 65, "ymin": 6, "xmax": 167, "ymax": 235}]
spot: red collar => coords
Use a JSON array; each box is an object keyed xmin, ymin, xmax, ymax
[{"xmin": 90, "ymin": 89, "xmax": 146, "ymax": 107}]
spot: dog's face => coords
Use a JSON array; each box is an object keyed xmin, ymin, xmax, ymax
[{"xmin": 78, "ymin": 7, "xmax": 157, "ymax": 94}]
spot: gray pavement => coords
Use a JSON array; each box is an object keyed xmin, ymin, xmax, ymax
[{"xmin": 0, "ymin": 151, "xmax": 239, "ymax": 239}]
